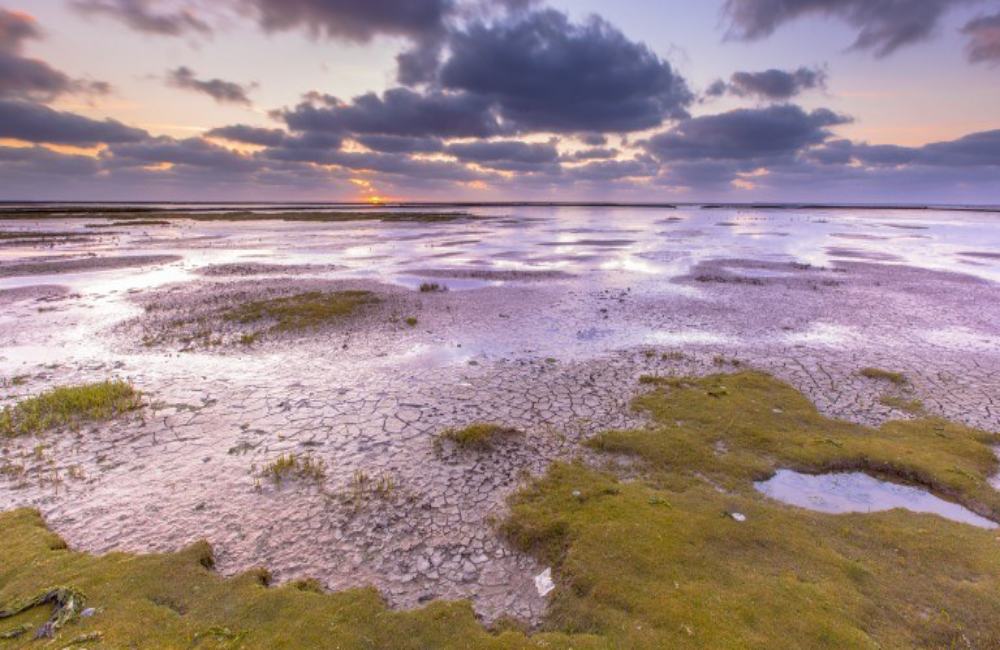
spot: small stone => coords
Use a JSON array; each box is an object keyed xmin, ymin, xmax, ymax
[{"xmin": 730, "ymin": 512, "xmax": 746, "ymax": 522}]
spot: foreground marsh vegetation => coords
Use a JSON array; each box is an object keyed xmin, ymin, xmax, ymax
[
  {"xmin": 2, "ymin": 372, "xmax": 999, "ymax": 647},
  {"xmin": 137, "ymin": 286, "xmax": 384, "ymax": 349},
  {"xmin": 0, "ymin": 380, "xmax": 141, "ymax": 437}
]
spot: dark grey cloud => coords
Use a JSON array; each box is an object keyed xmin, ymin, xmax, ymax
[
  {"xmin": 566, "ymin": 157, "xmax": 658, "ymax": 181},
  {"xmin": 566, "ymin": 147, "xmax": 619, "ymax": 161},
  {"xmin": 812, "ymin": 129, "xmax": 1000, "ymax": 167},
  {"xmin": 167, "ymin": 66, "xmax": 253, "ymax": 105},
  {"xmin": 438, "ymin": 9, "xmax": 692, "ymax": 133},
  {"xmin": 0, "ymin": 144, "xmax": 101, "ymax": 176},
  {"xmin": 240, "ymin": 0, "xmax": 452, "ymax": 41},
  {"xmin": 708, "ymin": 66, "xmax": 827, "ymax": 100},
  {"xmin": 280, "ymin": 88, "xmax": 501, "ymax": 139},
  {"xmin": 72, "ymin": 0, "xmax": 211, "ymax": 36},
  {"xmin": 356, "ymin": 134, "xmax": 443, "ymax": 153},
  {"xmin": 645, "ymin": 104, "xmax": 850, "ymax": 163},
  {"xmin": 0, "ymin": 99, "xmax": 147, "ymax": 145},
  {"xmin": 0, "ymin": 8, "xmax": 40, "ymax": 47},
  {"xmin": 105, "ymin": 136, "xmax": 259, "ymax": 171},
  {"xmin": 446, "ymin": 139, "xmax": 558, "ymax": 165},
  {"xmin": 206, "ymin": 124, "xmax": 288, "ymax": 147},
  {"xmin": 962, "ymin": 11, "xmax": 1000, "ymax": 63},
  {"xmin": 0, "ymin": 9, "xmax": 111, "ymax": 101},
  {"xmin": 722, "ymin": 0, "xmax": 972, "ymax": 56}
]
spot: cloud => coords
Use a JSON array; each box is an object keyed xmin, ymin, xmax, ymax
[
  {"xmin": 0, "ymin": 99, "xmax": 147, "ymax": 145},
  {"xmin": 962, "ymin": 10, "xmax": 1000, "ymax": 63},
  {"xmin": 105, "ymin": 136, "xmax": 260, "ymax": 172},
  {"xmin": 0, "ymin": 144, "xmax": 101, "ymax": 176},
  {"xmin": 438, "ymin": 9, "xmax": 692, "ymax": 133},
  {"xmin": 722, "ymin": 0, "xmax": 971, "ymax": 57},
  {"xmin": 72, "ymin": 0, "xmax": 211, "ymax": 36},
  {"xmin": 707, "ymin": 66, "xmax": 827, "ymax": 100},
  {"xmin": 446, "ymin": 139, "xmax": 558, "ymax": 164},
  {"xmin": 813, "ymin": 128, "xmax": 1000, "ymax": 167},
  {"xmin": 566, "ymin": 147, "xmax": 619, "ymax": 161},
  {"xmin": 645, "ymin": 104, "xmax": 850, "ymax": 163},
  {"xmin": 240, "ymin": 0, "xmax": 453, "ymax": 41},
  {"xmin": 0, "ymin": 8, "xmax": 41, "ymax": 47},
  {"xmin": 279, "ymin": 87, "xmax": 502, "ymax": 138},
  {"xmin": 355, "ymin": 134, "xmax": 443, "ymax": 153},
  {"xmin": 167, "ymin": 66, "xmax": 253, "ymax": 105},
  {"xmin": 0, "ymin": 9, "xmax": 111, "ymax": 101},
  {"xmin": 206, "ymin": 124, "xmax": 287, "ymax": 146}
]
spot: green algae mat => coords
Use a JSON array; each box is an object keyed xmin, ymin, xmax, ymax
[{"xmin": 2, "ymin": 372, "xmax": 1000, "ymax": 648}]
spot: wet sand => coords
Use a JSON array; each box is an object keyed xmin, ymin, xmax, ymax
[{"xmin": 1, "ymin": 205, "xmax": 998, "ymax": 623}]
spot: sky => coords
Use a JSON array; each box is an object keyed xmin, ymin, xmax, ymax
[{"xmin": 1, "ymin": 0, "xmax": 999, "ymax": 203}]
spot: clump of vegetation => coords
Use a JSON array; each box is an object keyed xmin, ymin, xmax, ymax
[
  {"xmin": 879, "ymin": 395, "xmax": 925, "ymax": 414},
  {"xmin": 418, "ymin": 282, "xmax": 448, "ymax": 293},
  {"xmin": 222, "ymin": 291, "xmax": 377, "ymax": 334},
  {"xmin": 0, "ymin": 510, "xmax": 591, "ymax": 648},
  {"xmin": 404, "ymin": 316, "xmax": 418, "ymax": 327},
  {"xmin": 859, "ymin": 367, "xmax": 908, "ymax": 385},
  {"xmin": 0, "ymin": 231, "xmax": 91, "ymax": 241},
  {"xmin": 238, "ymin": 332, "xmax": 261, "ymax": 346},
  {"xmin": 86, "ymin": 220, "xmax": 170, "ymax": 227},
  {"xmin": 260, "ymin": 453, "xmax": 326, "ymax": 485},
  {"xmin": 0, "ymin": 380, "xmax": 141, "ymax": 437},
  {"xmin": 693, "ymin": 273, "xmax": 764, "ymax": 286},
  {"xmin": 501, "ymin": 371, "xmax": 1000, "ymax": 647},
  {"xmin": 346, "ymin": 469, "xmax": 397, "ymax": 506},
  {"xmin": 4, "ymin": 373, "xmax": 1000, "ymax": 647},
  {"xmin": 435, "ymin": 423, "xmax": 521, "ymax": 452}
]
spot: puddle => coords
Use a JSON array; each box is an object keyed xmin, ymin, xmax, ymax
[{"xmin": 755, "ymin": 469, "xmax": 997, "ymax": 529}]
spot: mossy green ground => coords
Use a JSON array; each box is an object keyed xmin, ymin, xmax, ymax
[
  {"xmin": 2, "ymin": 372, "xmax": 1000, "ymax": 648},
  {"xmin": 436, "ymin": 423, "xmax": 520, "ymax": 451},
  {"xmin": 222, "ymin": 291, "xmax": 377, "ymax": 335},
  {"xmin": 0, "ymin": 380, "xmax": 141, "ymax": 437}
]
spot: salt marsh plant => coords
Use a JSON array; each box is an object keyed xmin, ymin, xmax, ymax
[
  {"xmin": 260, "ymin": 453, "xmax": 326, "ymax": 485},
  {"xmin": 222, "ymin": 290, "xmax": 377, "ymax": 333},
  {"xmin": 0, "ymin": 380, "xmax": 141, "ymax": 437},
  {"xmin": 859, "ymin": 367, "xmax": 908, "ymax": 385},
  {"xmin": 434, "ymin": 423, "xmax": 521, "ymax": 453}
]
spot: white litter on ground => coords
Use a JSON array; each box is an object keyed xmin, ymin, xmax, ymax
[{"xmin": 534, "ymin": 567, "xmax": 555, "ymax": 597}]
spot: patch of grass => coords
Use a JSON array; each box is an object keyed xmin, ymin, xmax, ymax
[
  {"xmin": 859, "ymin": 367, "xmax": 908, "ymax": 385},
  {"xmin": 0, "ymin": 380, "xmax": 142, "ymax": 437},
  {"xmin": 879, "ymin": 395, "xmax": 925, "ymax": 414},
  {"xmin": 435, "ymin": 423, "xmax": 520, "ymax": 452},
  {"xmin": 693, "ymin": 273, "xmax": 764, "ymax": 286},
  {"xmin": 346, "ymin": 469, "xmax": 398, "ymax": 507},
  {"xmin": 419, "ymin": 282, "xmax": 448, "ymax": 293},
  {"xmin": 0, "ymin": 231, "xmax": 90, "ymax": 240},
  {"xmin": 0, "ymin": 509, "xmax": 599, "ymax": 649},
  {"xmin": 404, "ymin": 316, "xmax": 418, "ymax": 327},
  {"xmin": 86, "ymin": 220, "xmax": 170, "ymax": 227},
  {"xmin": 4, "ymin": 373, "xmax": 1000, "ymax": 647},
  {"xmin": 222, "ymin": 291, "xmax": 377, "ymax": 334},
  {"xmin": 501, "ymin": 371, "xmax": 1000, "ymax": 647},
  {"xmin": 260, "ymin": 453, "xmax": 326, "ymax": 485},
  {"xmin": 238, "ymin": 332, "xmax": 261, "ymax": 346}
]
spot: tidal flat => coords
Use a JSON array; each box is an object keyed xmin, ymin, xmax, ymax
[{"xmin": 1, "ymin": 204, "xmax": 999, "ymax": 646}]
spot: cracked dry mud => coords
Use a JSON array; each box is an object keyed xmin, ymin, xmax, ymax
[{"xmin": 1, "ymin": 206, "xmax": 999, "ymax": 625}]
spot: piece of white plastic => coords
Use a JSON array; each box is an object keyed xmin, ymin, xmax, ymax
[{"xmin": 535, "ymin": 567, "xmax": 555, "ymax": 597}]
